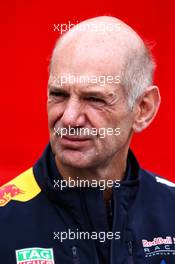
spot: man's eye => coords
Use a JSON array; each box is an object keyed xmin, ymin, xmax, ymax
[
  {"xmin": 87, "ymin": 97, "xmax": 105, "ymax": 103},
  {"xmin": 50, "ymin": 91, "xmax": 68, "ymax": 97}
]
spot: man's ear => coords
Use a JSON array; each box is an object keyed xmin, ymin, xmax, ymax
[{"xmin": 132, "ymin": 85, "xmax": 161, "ymax": 133}]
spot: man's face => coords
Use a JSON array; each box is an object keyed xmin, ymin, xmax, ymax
[{"xmin": 47, "ymin": 45, "xmax": 135, "ymax": 169}]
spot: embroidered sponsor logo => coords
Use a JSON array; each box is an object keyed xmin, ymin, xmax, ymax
[
  {"xmin": 142, "ymin": 236, "xmax": 175, "ymax": 257},
  {"xmin": 16, "ymin": 247, "xmax": 55, "ymax": 264},
  {"xmin": 0, "ymin": 184, "xmax": 25, "ymax": 206}
]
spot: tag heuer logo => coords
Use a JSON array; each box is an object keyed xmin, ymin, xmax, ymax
[{"xmin": 16, "ymin": 247, "xmax": 55, "ymax": 264}]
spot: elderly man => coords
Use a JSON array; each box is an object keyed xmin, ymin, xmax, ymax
[{"xmin": 1, "ymin": 16, "xmax": 175, "ymax": 264}]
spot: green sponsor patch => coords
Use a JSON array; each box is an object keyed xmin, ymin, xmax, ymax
[{"xmin": 16, "ymin": 247, "xmax": 54, "ymax": 264}]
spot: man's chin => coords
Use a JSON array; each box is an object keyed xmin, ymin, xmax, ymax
[{"xmin": 57, "ymin": 150, "xmax": 95, "ymax": 169}]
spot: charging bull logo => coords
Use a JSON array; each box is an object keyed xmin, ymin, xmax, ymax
[{"xmin": 0, "ymin": 184, "xmax": 25, "ymax": 206}]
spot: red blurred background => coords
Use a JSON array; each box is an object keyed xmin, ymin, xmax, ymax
[{"xmin": 1, "ymin": 0, "xmax": 175, "ymax": 185}]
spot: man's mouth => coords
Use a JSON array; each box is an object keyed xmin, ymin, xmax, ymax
[
  {"xmin": 59, "ymin": 136, "xmax": 92, "ymax": 148},
  {"xmin": 62, "ymin": 136, "xmax": 91, "ymax": 141}
]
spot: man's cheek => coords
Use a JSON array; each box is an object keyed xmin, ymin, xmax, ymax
[
  {"xmin": 47, "ymin": 112, "xmax": 55, "ymax": 130},
  {"xmin": 48, "ymin": 108, "xmax": 62, "ymax": 126},
  {"xmin": 86, "ymin": 106, "xmax": 105, "ymax": 123}
]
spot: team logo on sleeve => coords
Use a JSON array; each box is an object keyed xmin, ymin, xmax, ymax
[
  {"xmin": 142, "ymin": 236, "xmax": 175, "ymax": 258},
  {"xmin": 16, "ymin": 247, "xmax": 55, "ymax": 264},
  {"xmin": 0, "ymin": 184, "xmax": 24, "ymax": 206}
]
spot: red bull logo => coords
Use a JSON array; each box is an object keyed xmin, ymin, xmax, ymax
[{"xmin": 0, "ymin": 184, "xmax": 25, "ymax": 206}]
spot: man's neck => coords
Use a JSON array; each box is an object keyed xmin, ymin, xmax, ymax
[{"xmin": 55, "ymin": 149, "xmax": 128, "ymax": 205}]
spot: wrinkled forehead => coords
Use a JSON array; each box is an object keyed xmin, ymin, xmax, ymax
[
  {"xmin": 50, "ymin": 19, "xmax": 144, "ymax": 95},
  {"xmin": 51, "ymin": 45, "xmax": 125, "ymax": 80},
  {"xmin": 50, "ymin": 24, "xmax": 140, "ymax": 77}
]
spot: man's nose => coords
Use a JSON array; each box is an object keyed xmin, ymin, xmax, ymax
[{"xmin": 61, "ymin": 97, "xmax": 86, "ymax": 127}]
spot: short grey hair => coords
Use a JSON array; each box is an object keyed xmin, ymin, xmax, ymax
[{"xmin": 120, "ymin": 43, "xmax": 156, "ymax": 109}]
